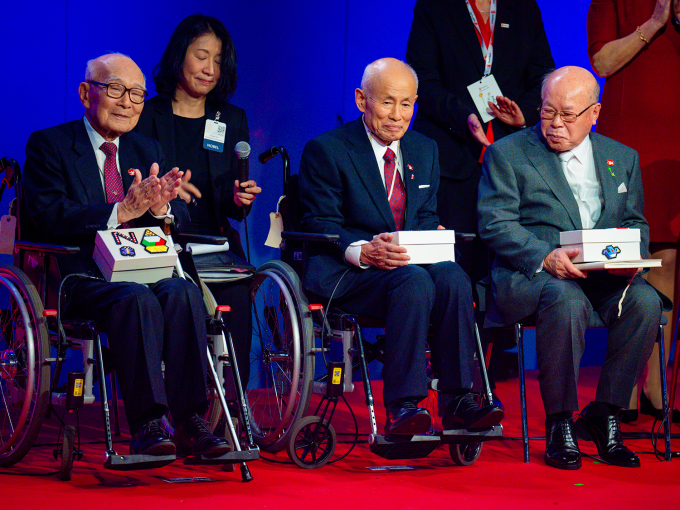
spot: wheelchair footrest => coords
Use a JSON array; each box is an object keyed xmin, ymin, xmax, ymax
[
  {"xmin": 369, "ymin": 434, "xmax": 440, "ymax": 460},
  {"xmin": 182, "ymin": 448, "xmax": 259, "ymax": 465},
  {"xmin": 103, "ymin": 452, "xmax": 176, "ymax": 471},
  {"xmin": 438, "ymin": 425, "xmax": 503, "ymax": 443}
]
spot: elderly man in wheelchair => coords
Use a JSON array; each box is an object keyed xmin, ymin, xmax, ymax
[
  {"xmin": 297, "ymin": 58, "xmax": 504, "ymax": 439},
  {"xmin": 18, "ymin": 53, "xmax": 231, "ymax": 463}
]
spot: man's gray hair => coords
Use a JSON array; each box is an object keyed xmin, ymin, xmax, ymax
[
  {"xmin": 360, "ymin": 59, "xmax": 419, "ymax": 94},
  {"xmin": 84, "ymin": 52, "xmax": 146, "ymax": 86}
]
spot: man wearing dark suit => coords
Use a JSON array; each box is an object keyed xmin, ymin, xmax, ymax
[
  {"xmin": 406, "ymin": 0, "xmax": 554, "ymax": 282},
  {"xmin": 23, "ymin": 53, "xmax": 229, "ymax": 458},
  {"xmin": 299, "ymin": 58, "xmax": 503, "ymax": 436},
  {"xmin": 478, "ymin": 66, "xmax": 664, "ymax": 469}
]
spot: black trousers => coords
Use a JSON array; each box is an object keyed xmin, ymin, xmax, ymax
[
  {"xmin": 332, "ymin": 261, "xmax": 476, "ymax": 406},
  {"xmin": 66, "ymin": 278, "xmax": 208, "ymax": 433}
]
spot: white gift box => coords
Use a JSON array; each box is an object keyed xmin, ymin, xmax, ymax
[
  {"xmin": 559, "ymin": 228, "xmax": 641, "ymax": 263},
  {"xmin": 388, "ymin": 230, "xmax": 456, "ymax": 264},
  {"xmin": 93, "ymin": 227, "xmax": 178, "ymax": 283}
]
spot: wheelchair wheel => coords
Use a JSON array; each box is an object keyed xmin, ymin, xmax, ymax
[
  {"xmin": 449, "ymin": 441, "xmax": 483, "ymax": 466},
  {"xmin": 59, "ymin": 425, "xmax": 75, "ymax": 481},
  {"xmin": 248, "ymin": 260, "xmax": 314, "ymax": 452},
  {"xmin": 286, "ymin": 416, "xmax": 336, "ymax": 469},
  {"xmin": 0, "ymin": 265, "xmax": 50, "ymax": 467}
]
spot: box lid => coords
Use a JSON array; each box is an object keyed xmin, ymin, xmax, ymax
[
  {"xmin": 560, "ymin": 228, "xmax": 640, "ymax": 245},
  {"xmin": 390, "ymin": 230, "xmax": 456, "ymax": 246},
  {"xmin": 94, "ymin": 227, "xmax": 177, "ymax": 271}
]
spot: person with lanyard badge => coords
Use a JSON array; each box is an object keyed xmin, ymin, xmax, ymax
[
  {"xmin": 406, "ymin": 0, "xmax": 554, "ymax": 397},
  {"xmin": 136, "ymin": 14, "xmax": 261, "ymax": 390}
]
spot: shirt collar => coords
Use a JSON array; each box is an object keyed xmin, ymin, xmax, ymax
[
  {"xmin": 559, "ymin": 134, "xmax": 591, "ymax": 165},
  {"xmin": 83, "ymin": 116, "xmax": 119, "ymax": 153},
  {"xmin": 362, "ymin": 115, "xmax": 400, "ymax": 154}
]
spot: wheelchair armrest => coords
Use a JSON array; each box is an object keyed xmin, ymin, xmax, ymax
[
  {"xmin": 455, "ymin": 232, "xmax": 476, "ymax": 242},
  {"xmin": 14, "ymin": 240, "xmax": 80, "ymax": 256},
  {"xmin": 281, "ymin": 231, "xmax": 339, "ymax": 244},
  {"xmin": 176, "ymin": 233, "xmax": 229, "ymax": 246}
]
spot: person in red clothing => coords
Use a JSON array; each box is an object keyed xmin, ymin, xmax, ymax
[{"xmin": 587, "ymin": 0, "xmax": 680, "ymax": 423}]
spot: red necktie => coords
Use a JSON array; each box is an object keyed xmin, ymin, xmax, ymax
[
  {"xmin": 100, "ymin": 142, "xmax": 132, "ymax": 228},
  {"xmin": 383, "ymin": 147, "xmax": 405, "ymax": 231}
]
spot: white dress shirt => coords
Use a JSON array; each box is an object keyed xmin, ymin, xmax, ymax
[{"xmin": 558, "ymin": 135, "xmax": 601, "ymax": 229}]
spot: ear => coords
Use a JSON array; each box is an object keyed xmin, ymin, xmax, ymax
[
  {"xmin": 591, "ymin": 103, "xmax": 601, "ymax": 126},
  {"xmin": 78, "ymin": 82, "xmax": 91, "ymax": 108},
  {"xmin": 355, "ymin": 88, "xmax": 367, "ymax": 113}
]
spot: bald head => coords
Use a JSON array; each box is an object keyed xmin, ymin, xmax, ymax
[
  {"xmin": 355, "ymin": 58, "xmax": 418, "ymax": 144},
  {"xmin": 540, "ymin": 66, "xmax": 601, "ymax": 152},
  {"xmin": 79, "ymin": 53, "xmax": 146, "ymax": 141}
]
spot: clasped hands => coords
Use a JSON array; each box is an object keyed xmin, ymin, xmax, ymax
[
  {"xmin": 467, "ymin": 96, "xmax": 526, "ymax": 147},
  {"xmin": 359, "ymin": 226, "xmax": 446, "ymax": 270},
  {"xmin": 542, "ymin": 247, "xmax": 641, "ymax": 280},
  {"xmin": 117, "ymin": 163, "xmax": 180, "ymax": 224}
]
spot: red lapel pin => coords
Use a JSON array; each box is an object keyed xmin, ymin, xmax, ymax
[{"xmin": 128, "ymin": 168, "xmax": 135, "ymax": 175}]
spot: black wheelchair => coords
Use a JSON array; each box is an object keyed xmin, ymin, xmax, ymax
[
  {"xmin": 0, "ymin": 157, "xmax": 259, "ymax": 481},
  {"xmin": 244, "ymin": 147, "xmax": 502, "ymax": 469}
]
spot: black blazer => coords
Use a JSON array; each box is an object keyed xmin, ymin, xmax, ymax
[
  {"xmin": 22, "ymin": 117, "xmax": 189, "ymax": 276},
  {"xmin": 406, "ymin": 0, "xmax": 554, "ymax": 180},
  {"xmin": 298, "ymin": 117, "xmax": 441, "ymax": 298},
  {"xmin": 136, "ymin": 96, "xmax": 249, "ymax": 260}
]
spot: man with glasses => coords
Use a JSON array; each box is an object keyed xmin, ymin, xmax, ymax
[
  {"xmin": 23, "ymin": 53, "xmax": 230, "ymax": 459},
  {"xmin": 478, "ymin": 66, "xmax": 664, "ymax": 470}
]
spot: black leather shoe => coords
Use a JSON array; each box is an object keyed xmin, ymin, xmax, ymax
[
  {"xmin": 129, "ymin": 418, "xmax": 177, "ymax": 456},
  {"xmin": 575, "ymin": 408, "xmax": 640, "ymax": 467},
  {"xmin": 384, "ymin": 401, "xmax": 432, "ymax": 436},
  {"xmin": 544, "ymin": 418, "xmax": 581, "ymax": 470},
  {"xmin": 619, "ymin": 408, "xmax": 638, "ymax": 424},
  {"xmin": 442, "ymin": 393, "xmax": 504, "ymax": 430},
  {"xmin": 174, "ymin": 413, "xmax": 232, "ymax": 457},
  {"xmin": 639, "ymin": 390, "xmax": 680, "ymax": 423}
]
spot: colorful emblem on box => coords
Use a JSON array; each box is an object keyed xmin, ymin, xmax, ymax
[
  {"xmin": 141, "ymin": 229, "xmax": 169, "ymax": 254},
  {"xmin": 602, "ymin": 245, "xmax": 621, "ymax": 260}
]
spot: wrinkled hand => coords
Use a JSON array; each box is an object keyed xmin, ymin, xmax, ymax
[
  {"xmin": 543, "ymin": 247, "xmax": 586, "ymax": 279},
  {"xmin": 149, "ymin": 166, "xmax": 182, "ymax": 216},
  {"xmin": 673, "ymin": 0, "xmax": 680, "ymax": 22},
  {"xmin": 360, "ymin": 232, "xmax": 410, "ymax": 270},
  {"xmin": 488, "ymin": 96, "xmax": 526, "ymax": 127},
  {"xmin": 117, "ymin": 164, "xmax": 182, "ymax": 223},
  {"xmin": 608, "ymin": 267, "xmax": 643, "ymax": 277},
  {"xmin": 178, "ymin": 169, "xmax": 202, "ymax": 204},
  {"xmin": 467, "ymin": 113, "xmax": 491, "ymax": 147},
  {"xmin": 234, "ymin": 179, "xmax": 262, "ymax": 207}
]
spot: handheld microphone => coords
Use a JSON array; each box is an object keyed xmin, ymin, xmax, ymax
[
  {"xmin": 258, "ymin": 146, "xmax": 281, "ymax": 164},
  {"xmin": 234, "ymin": 141, "xmax": 251, "ymax": 184}
]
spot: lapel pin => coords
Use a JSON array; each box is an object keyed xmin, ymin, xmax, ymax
[
  {"xmin": 606, "ymin": 159, "xmax": 615, "ymax": 177},
  {"xmin": 407, "ymin": 163, "xmax": 414, "ymax": 179},
  {"xmin": 128, "ymin": 168, "xmax": 135, "ymax": 175}
]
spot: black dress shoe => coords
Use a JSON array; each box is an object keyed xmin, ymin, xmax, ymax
[
  {"xmin": 174, "ymin": 413, "xmax": 232, "ymax": 457},
  {"xmin": 639, "ymin": 390, "xmax": 680, "ymax": 423},
  {"xmin": 129, "ymin": 418, "xmax": 177, "ymax": 456},
  {"xmin": 575, "ymin": 408, "xmax": 640, "ymax": 467},
  {"xmin": 619, "ymin": 408, "xmax": 638, "ymax": 424},
  {"xmin": 384, "ymin": 401, "xmax": 432, "ymax": 436},
  {"xmin": 442, "ymin": 393, "xmax": 504, "ymax": 430},
  {"xmin": 544, "ymin": 418, "xmax": 581, "ymax": 470}
]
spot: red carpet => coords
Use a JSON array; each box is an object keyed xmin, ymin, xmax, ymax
[{"xmin": 2, "ymin": 367, "xmax": 680, "ymax": 509}]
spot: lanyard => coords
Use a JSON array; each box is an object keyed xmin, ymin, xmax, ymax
[
  {"xmin": 386, "ymin": 150, "xmax": 399, "ymax": 202},
  {"xmin": 465, "ymin": 0, "xmax": 497, "ymax": 76}
]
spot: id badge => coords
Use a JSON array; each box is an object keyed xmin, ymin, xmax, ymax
[
  {"xmin": 466, "ymin": 74, "xmax": 503, "ymax": 123},
  {"xmin": 203, "ymin": 119, "xmax": 227, "ymax": 152}
]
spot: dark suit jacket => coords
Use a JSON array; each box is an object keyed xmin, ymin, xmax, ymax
[
  {"xmin": 136, "ymin": 96, "xmax": 249, "ymax": 260},
  {"xmin": 22, "ymin": 117, "xmax": 189, "ymax": 277},
  {"xmin": 298, "ymin": 117, "xmax": 440, "ymax": 298},
  {"xmin": 478, "ymin": 124, "xmax": 650, "ymax": 326},
  {"xmin": 406, "ymin": 0, "xmax": 554, "ymax": 181}
]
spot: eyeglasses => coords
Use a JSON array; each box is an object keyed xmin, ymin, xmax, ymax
[
  {"xmin": 87, "ymin": 81, "xmax": 147, "ymax": 104},
  {"xmin": 538, "ymin": 103, "xmax": 597, "ymax": 123}
]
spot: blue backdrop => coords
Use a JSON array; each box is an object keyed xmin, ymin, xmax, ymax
[{"xmin": 0, "ymin": 0, "xmax": 606, "ymax": 369}]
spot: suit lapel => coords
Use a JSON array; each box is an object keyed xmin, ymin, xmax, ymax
[
  {"xmin": 525, "ymin": 126, "xmax": 583, "ymax": 229},
  {"xmin": 591, "ymin": 133, "xmax": 618, "ymax": 228},
  {"xmin": 347, "ymin": 119, "xmax": 396, "ymax": 230},
  {"xmin": 448, "ymin": 0, "xmax": 485, "ymax": 75},
  {"xmin": 118, "ymin": 134, "xmax": 136, "ymax": 192},
  {"xmin": 73, "ymin": 118, "xmax": 107, "ymax": 204},
  {"xmin": 400, "ymin": 136, "xmax": 418, "ymax": 230}
]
